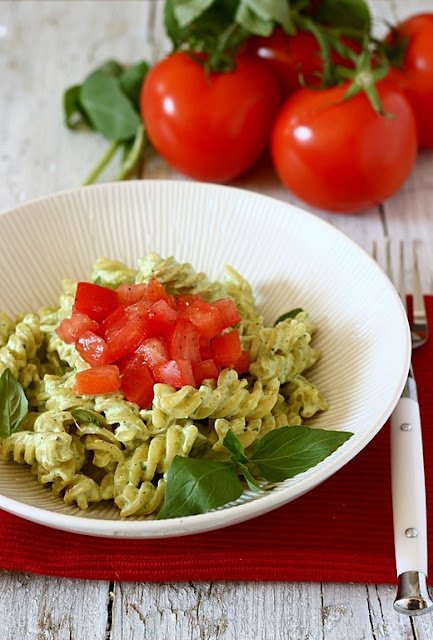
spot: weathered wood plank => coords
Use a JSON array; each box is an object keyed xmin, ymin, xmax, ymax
[{"xmin": 0, "ymin": 570, "xmax": 110, "ymax": 640}]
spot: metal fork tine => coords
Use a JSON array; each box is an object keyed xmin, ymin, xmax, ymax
[
  {"xmin": 412, "ymin": 242, "xmax": 427, "ymax": 330},
  {"xmin": 398, "ymin": 241, "xmax": 407, "ymax": 315}
]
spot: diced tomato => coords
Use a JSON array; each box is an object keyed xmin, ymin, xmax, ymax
[
  {"xmin": 120, "ymin": 361, "xmax": 155, "ymax": 409},
  {"xmin": 55, "ymin": 313, "xmax": 99, "ymax": 344},
  {"xmin": 153, "ymin": 359, "xmax": 196, "ymax": 388},
  {"xmin": 233, "ymin": 350, "xmax": 251, "ymax": 375},
  {"xmin": 136, "ymin": 337, "xmax": 169, "ymax": 369},
  {"xmin": 199, "ymin": 336, "xmax": 212, "ymax": 360},
  {"xmin": 144, "ymin": 277, "xmax": 172, "ymax": 306},
  {"xmin": 142, "ymin": 299, "xmax": 178, "ymax": 336},
  {"xmin": 212, "ymin": 298, "xmax": 241, "ymax": 329},
  {"xmin": 105, "ymin": 317, "xmax": 148, "ymax": 362},
  {"xmin": 73, "ymin": 282, "xmax": 119, "ymax": 323},
  {"xmin": 167, "ymin": 318, "xmax": 201, "ymax": 363},
  {"xmin": 181, "ymin": 299, "xmax": 224, "ymax": 338},
  {"xmin": 192, "ymin": 359, "xmax": 219, "ymax": 386},
  {"xmin": 173, "ymin": 293, "xmax": 203, "ymax": 312},
  {"xmin": 76, "ymin": 331, "xmax": 110, "ymax": 367},
  {"xmin": 74, "ymin": 365, "xmax": 120, "ymax": 395},
  {"xmin": 211, "ymin": 329, "xmax": 243, "ymax": 368},
  {"xmin": 98, "ymin": 306, "xmax": 128, "ymax": 340},
  {"xmin": 116, "ymin": 283, "xmax": 147, "ymax": 307}
]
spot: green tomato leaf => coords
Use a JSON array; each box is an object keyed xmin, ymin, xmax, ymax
[
  {"xmin": 250, "ymin": 426, "xmax": 353, "ymax": 482},
  {"xmin": 314, "ymin": 0, "xmax": 371, "ymax": 32},
  {"xmin": 0, "ymin": 369, "xmax": 28, "ymax": 439},
  {"xmin": 223, "ymin": 429, "xmax": 248, "ymax": 464},
  {"xmin": 274, "ymin": 308, "xmax": 303, "ymax": 326},
  {"xmin": 158, "ymin": 456, "xmax": 243, "ymax": 519},
  {"xmin": 236, "ymin": 0, "xmax": 293, "ymax": 36},
  {"xmin": 119, "ymin": 61, "xmax": 150, "ymax": 109},
  {"xmin": 172, "ymin": 0, "xmax": 216, "ymax": 28},
  {"xmin": 80, "ymin": 70, "xmax": 141, "ymax": 142},
  {"xmin": 70, "ymin": 409, "xmax": 106, "ymax": 427}
]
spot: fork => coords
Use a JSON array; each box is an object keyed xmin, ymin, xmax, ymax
[{"xmin": 374, "ymin": 239, "xmax": 433, "ymax": 615}]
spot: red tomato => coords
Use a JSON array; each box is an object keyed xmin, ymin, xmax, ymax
[
  {"xmin": 142, "ymin": 300, "xmax": 178, "ymax": 336},
  {"xmin": 168, "ymin": 319, "xmax": 201, "ymax": 363},
  {"xmin": 76, "ymin": 331, "xmax": 110, "ymax": 367},
  {"xmin": 135, "ymin": 337, "xmax": 168, "ymax": 369},
  {"xmin": 271, "ymin": 79, "xmax": 418, "ymax": 212},
  {"xmin": 181, "ymin": 299, "xmax": 224, "ymax": 338},
  {"xmin": 192, "ymin": 359, "xmax": 220, "ymax": 386},
  {"xmin": 55, "ymin": 313, "xmax": 99, "ymax": 344},
  {"xmin": 173, "ymin": 294, "xmax": 204, "ymax": 312},
  {"xmin": 74, "ymin": 365, "xmax": 120, "ymax": 395},
  {"xmin": 233, "ymin": 350, "xmax": 251, "ymax": 375},
  {"xmin": 120, "ymin": 361, "xmax": 155, "ymax": 409},
  {"xmin": 116, "ymin": 283, "xmax": 147, "ymax": 307},
  {"xmin": 153, "ymin": 359, "xmax": 196, "ymax": 388},
  {"xmin": 74, "ymin": 282, "xmax": 119, "ymax": 323},
  {"xmin": 246, "ymin": 28, "xmax": 361, "ymax": 95},
  {"xmin": 105, "ymin": 318, "xmax": 148, "ymax": 362},
  {"xmin": 212, "ymin": 299, "xmax": 241, "ymax": 329},
  {"xmin": 99, "ymin": 306, "xmax": 128, "ymax": 340},
  {"xmin": 211, "ymin": 330, "xmax": 243, "ymax": 368},
  {"xmin": 140, "ymin": 52, "xmax": 281, "ymax": 183},
  {"xmin": 144, "ymin": 277, "xmax": 172, "ymax": 306},
  {"xmin": 386, "ymin": 14, "xmax": 433, "ymax": 148}
]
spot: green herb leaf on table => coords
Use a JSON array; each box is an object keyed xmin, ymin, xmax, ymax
[
  {"xmin": 313, "ymin": 0, "xmax": 371, "ymax": 33},
  {"xmin": 119, "ymin": 61, "xmax": 150, "ymax": 109},
  {"xmin": 249, "ymin": 425, "xmax": 353, "ymax": 482},
  {"xmin": 157, "ymin": 456, "xmax": 244, "ymax": 519},
  {"xmin": 223, "ymin": 428, "xmax": 248, "ymax": 464},
  {"xmin": 0, "ymin": 369, "xmax": 28, "ymax": 439},
  {"xmin": 63, "ymin": 85, "xmax": 87, "ymax": 130},
  {"xmin": 235, "ymin": 0, "xmax": 293, "ymax": 38},
  {"xmin": 80, "ymin": 70, "xmax": 141, "ymax": 142}
]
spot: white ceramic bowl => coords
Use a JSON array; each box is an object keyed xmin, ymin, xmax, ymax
[{"xmin": 0, "ymin": 180, "xmax": 410, "ymax": 538}]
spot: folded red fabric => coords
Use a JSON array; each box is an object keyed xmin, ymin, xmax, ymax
[{"xmin": 1, "ymin": 300, "xmax": 432, "ymax": 584}]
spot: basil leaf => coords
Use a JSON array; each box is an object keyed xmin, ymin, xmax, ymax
[
  {"xmin": 119, "ymin": 61, "xmax": 150, "ymax": 110},
  {"xmin": 95, "ymin": 59, "xmax": 124, "ymax": 77},
  {"xmin": 80, "ymin": 70, "xmax": 141, "ymax": 141},
  {"xmin": 63, "ymin": 85, "xmax": 87, "ymax": 129},
  {"xmin": 158, "ymin": 456, "xmax": 243, "ymax": 519},
  {"xmin": 223, "ymin": 429, "xmax": 248, "ymax": 464},
  {"xmin": 0, "ymin": 369, "xmax": 28, "ymax": 439},
  {"xmin": 314, "ymin": 0, "xmax": 371, "ymax": 32},
  {"xmin": 250, "ymin": 426, "xmax": 353, "ymax": 482},
  {"xmin": 71, "ymin": 409, "xmax": 106, "ymax": 427},
  {"xmin": 274, "ymin": 308, "xmax": 303, "ymax": 325},
  {"xmin": 237, "ymin": 461, "xmax": 262, "ymax": 492}
]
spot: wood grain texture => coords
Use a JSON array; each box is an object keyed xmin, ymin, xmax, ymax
[{"xmin": 1, "ymin": 1, "xmax": 433, "ymax": 639}]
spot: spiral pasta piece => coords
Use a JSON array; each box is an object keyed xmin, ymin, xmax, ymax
[
  {"xmin": 92, "ymin": 257, "xmax": 137, "ymax": 288},
  {"xmin": 0, "ymin": 311, "xmax": 15, "ymax": 348},
  {"xmin": 0, "ymin": 314, "xmax": 43, "ymax": 384},
  {"xmin": 94, "ymin": 394, "xmax": 150, "ymax": 446}
]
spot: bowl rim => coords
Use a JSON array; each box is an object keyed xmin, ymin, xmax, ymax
[{"xmin": 0, "ymin": 180, "xmax": 411, "ymax": 538}]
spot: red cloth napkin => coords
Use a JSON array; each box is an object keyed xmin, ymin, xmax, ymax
[{"xmin": 1, "ymin": 300, "xmax": 432, "ymax": 584}]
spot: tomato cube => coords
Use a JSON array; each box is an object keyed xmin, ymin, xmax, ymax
[
  {"xmin": 76, "ymin": 331, "xmax": 110, "ymax": 367},
  {"xmin": 98, "ymin": 306, "xmax": 128, "ymax": 340},
  {"xmin": 173, "ymin": 293, "xmax": 203, "ymax": 312},
  {"xmin": 182, "ymin": 299, "xmax": 224, "ymax": 338},
  {"xmin": 199, "ymin": 336, "xmax": 212, "ymax": 360},
  {"xmin": 142, "ymin": 299, "xmax": 178, "ymax": 336},
  {"xmin": 192, "ymin": 359, "xmax": 219, "ymax": 386},
  {"xmin": 153, "ymin": 359, "xmax": 196, "ymax": 388},
  {"xmin": 212, "ymin": 298, "xmax": 241, "ymax": 329},
  {"xmin": 233, "ymin": 350, "xmax": 251, "ymax": 375},
  {"xmin": 120, "ymin": 361, "xmax": 155, "ymax": 409},
  {"xmin": 55, "ymin": 313, "xmax": 99, "ymax": 344},
  {"xmin": 116, "ymin": 283, "xmax": 147, "ymax": 307},
  {"xmin": 167, "ymin": 319, "xmax": 201, "ymax": 363},
  {"xmin": 73, "ymin": 282, "xmax": 119, "ymax": 323},
  {"xmin": 105, "ymin": 317, "xmax": 148, "ymax": 362},
  {"xmin": 135, "ymin": 337, "xmax": 169, "ymax": 369},
  {"xmin": 74, "ymin": 365, "xmax": 120, "ymax": 395},
  {"xmin": 211, "ymin": 329, "xmax": 242, "ymax": 368},
  {"xmin": 144, "ymin": 277, "xmax": 172, "ymax": 306}
]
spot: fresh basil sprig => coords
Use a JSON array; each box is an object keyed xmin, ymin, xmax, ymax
[
  {"xmin": 70, "ymin": 408, "xmax": 107, "ymax": 428},
  {"xmin": 274, "ymin": 308, "xmax": 303, "ymax": 326},
  {"xmin": 158, "ymin": 425, "xmax": 353, "ymax": 519},
  {"xmin": 63, "ymin": 59, "xmax": 149, "ymax": 185},
  {"xmin": 0, "ymin": 369, "xmax": 28, "ymax": 439}
]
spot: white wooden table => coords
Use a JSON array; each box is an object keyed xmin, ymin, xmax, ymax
[{"xmin": 1, "ymin": 1, "xmax": 433, "ymax": 638}]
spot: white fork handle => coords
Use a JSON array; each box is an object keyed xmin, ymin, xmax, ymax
[{"xmin": 391, "ymin": 397, "xmax": 428, "ymax": 576}]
